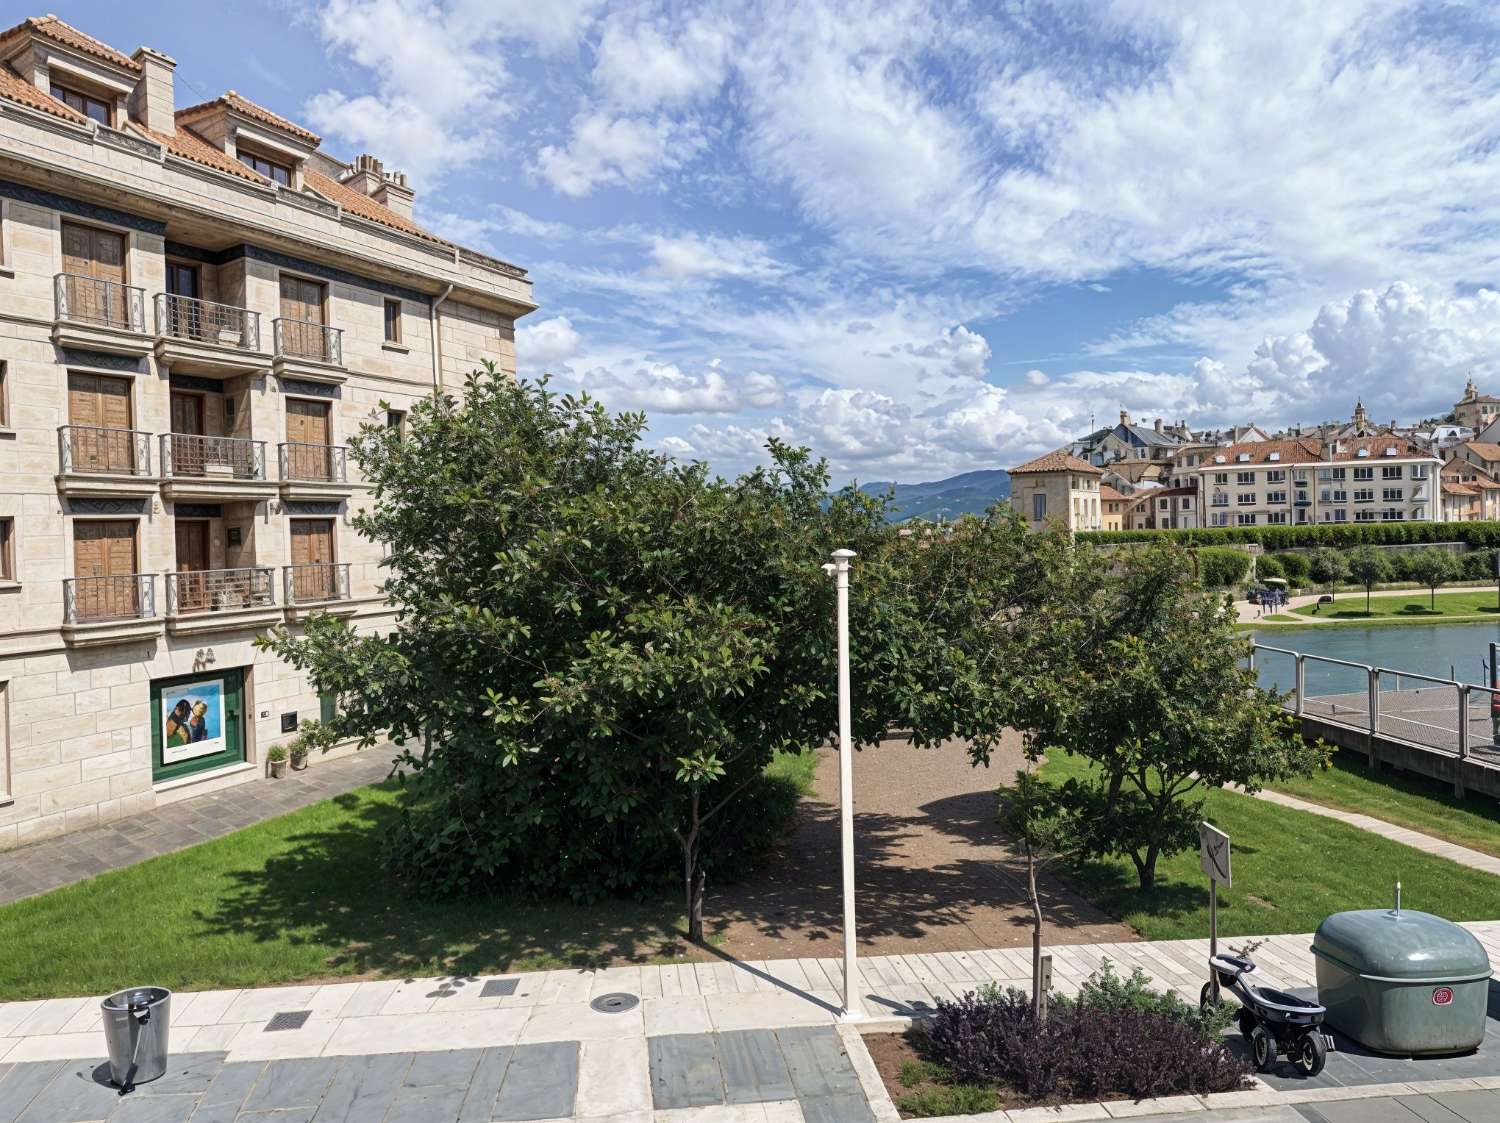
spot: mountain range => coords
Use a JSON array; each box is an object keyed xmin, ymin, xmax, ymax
[{"xmin": 857, "ymin": 468, "xmax": 1012, "ymax": 522}]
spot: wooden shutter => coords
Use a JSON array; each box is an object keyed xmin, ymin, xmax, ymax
[
  {"xmin": 61, "ymin": 223, "xmax": 127, "ymax": 327},
  {"xmin": 279, "ymin": 276, "xmax": 327, "ymax": 360},
  {"xmin": 73, "ymin": 520, "xmax": 137, "ymax": 620},
  {"xmin": 290, "ymin": 519, "xmax": 336, "ymax": 600},
  {"xmin": 175, "ymin": 521, "xmax": 210, "ymax": 611},
  {"xmin": 67, "ymin": 374, "xmax": 134, "ymax": 472},
  {"xmin": 285, "ymin": 399, "xmax": 332, "ymax": 479}
]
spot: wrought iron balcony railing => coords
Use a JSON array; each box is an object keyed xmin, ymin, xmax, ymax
[
  {"xmin": 64, "ymin": 573, "xmax": 156, "ymax": 624},
  {"xmin": 283, "ymin": 563, "xmax": 350, "ymax": 605},
  {"xmin": 154, "ymin": 293, "xmax": 261, "ymax": 351},
  {"xmin": 273, "ymin": 317, "xmax": 343, "ymax": 365},
  {"xmin": 279, "ymin": 442, "xmax": 347, "ymax": 483},
  {"xmin": 161, "ymin": 434, "xmax": 266, "ymax": 480},
  {"xmin": 166, "ymin": 567, "xmax": 275, "ymax": 615},
  {"xmin": 59, "ymin": 426, "xmax": 152, "ymax": 475},
  {"xmin": 54, "ymin": 273, "xmax": 146, "ymax": 332}
]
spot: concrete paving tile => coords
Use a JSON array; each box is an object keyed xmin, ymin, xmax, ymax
[
  {"xmin": 178, "ymin": 1025, "xmax": 239, "ymax": 1054},
  {"xmin": 648, "ymin": 1034, "xmax": 722, "ymax": 1111},
  {"xmin": 219, "ymin": 986, "xmax": 322, "ymax": 1027},
  {"xmin": 235, "ymin": 1110, "xmax": 315, "ymax": 1123},
  {"xmin": 1428, "ymin": 1089, "xmax": 1500, "ymax": 1122},
  {"xmin": 3, "ymin": 1034, "xmax": 106, "ymax": 1062},
  {"xmin": 456, "ymin": 1046, "xmax": 512, "ymax": 1123},
  {"xmin": 1006, "ymin": 1104, "xmax": 1113, "ymax": 1123},
  {"xmin": 492, "ymin": 1041, "xmax": 578, "ymax": 1121},
  {"xmin": 403, "ymin": 1047, "xmax": 482, "ymax": 1087},
  {"xmin": 171, "ymin": 992, "xmax": 239, "ymax": 1028},
  {"xmin": 1397, "ymin": 1094, "xmax": 1474, "ymax": 1123},
  {"xmin": 224, "ymin": 1017, "xmax": 338, "ymax": 1062},
  {"xmin": 1100, "ymin": 1095, "xmax": 1203, "ymax": 1117},
  {"xmin": 798, "ymin": 1094, "xmax": 873, "ymax": 1123},
  {"xmin": 309, "ymin": 1052, "xmax": 408, "ymax": 1123},
  {"xmin": 1289, "ymin": 1099, "xmax": 1425, "ymax": 1122},
  {"xmin": 322, "ymin": 1008, "xmax": 529, "ymax": 1056},
  {"xmin": 644, "ymin": 997, "xmax": 712, "ymax": 1038},
  {"xmin": 384, "ymin": 1083, "xmax": 467, "ymax": 1123},
  {"xmin": 774, "ymin": 1027, "xmax": 861, "ymax": 1101},
  {"xmin": 103, "ymin": 1094, "xmax": 200, "ymax": 1123},
  {"xmin": 577, "ymin": 1037, "xmax": 651, "ymax": 1117},
  {"xmin": 377, "ymin": 978, "xmax": 444, "ymax": 1016},
  {"xmin": 0, "ymin": 1061, "xmax": 66, "ymax": 1123},
  {"xmin": 520, "ymin": 1001, "xmax": 642, "ymax": 1043},
  {"xmin": 15, "ymin": 999, "xmax": 91, "ymax": 1038},
  {"xmin": 12, "ymin": 1061, "xmax": 119, "ymax": 1123},
  {"xmin": 184, "ymin": 1060, "xmax": 263, "ymax": 1123},
  {"xmin": 329, "ymin": 981, "xmax": 399, "ymax": 1020},
  {"xmin": 241, "ymin": 1056, "xmax": 340, "ymax": 1111},
  {"xmin": 704, "ymin": 992, "xmax": 835, "ymax": 1034},
  {"xmin": 718, "ymin": 1030, "xmax": 794, "ymax": 1104},
  {"xmin": 58, "ymin": 1005, "xmax": 103, "ymax": 1037}
]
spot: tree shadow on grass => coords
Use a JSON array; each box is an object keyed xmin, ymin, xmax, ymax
[{"xmin": 195, "ymin": 787, "xmax": 691, "ymax": 977}]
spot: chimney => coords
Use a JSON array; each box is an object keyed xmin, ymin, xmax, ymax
[
  {"xmin": 129, "ymin": 47, "xmax": 176, "ymax": 135},
  {"xmin": 1120, "ymin": 409, "xmax": 1130, "ymax": 426},
  {"xmin": 1154, "ymin": 417, "xmax": 1164, "ymax": 433},
  {"xmin": 373, "ymin": 171, "xmax": 415, "ymax": 219},
  {"xmin": 343, "ymin": 154, "xmax": 416, "ymax": 219}
]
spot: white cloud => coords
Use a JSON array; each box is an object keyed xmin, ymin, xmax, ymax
[
  {"xmin": 649, "ymin": 234, "xmax": 784, "ymax": 281},
  {"xmin": 1024, "ymin": 369, "xmax": 1050, "ymax": 387},
  {"xmin": 571, "ymin": 358, "xmax": 786, "ymax": 415},
  {"xmin": 592, "ymin": 15, "xmax": 732, "ymax": 110},
  {"xmin": 516, "ymin": 315, "xmax": 585, "ymax": 368},
  {"xmin": 535, "ymin": 113, "xmax": 688, "ymax": 197}
]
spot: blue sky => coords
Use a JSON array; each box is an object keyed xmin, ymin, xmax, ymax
[{"xmin": 56, "ymin": 0, "xmax": 1500, "ymax": 484}]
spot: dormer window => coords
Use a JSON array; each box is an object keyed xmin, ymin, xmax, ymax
[
  {"xmin": 50, "ymin": 81, "xmax": 110, "ymax": 125},
  {"xmin": 238, "ymin": 150, "xmax": 291, "ymax": 186}
]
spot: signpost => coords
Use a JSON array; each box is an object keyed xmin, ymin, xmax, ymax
[
  {"xmin": 824, "ymin": 548, "xmax": 861, "ymax": 1020},
  {"xmin": 1200, "ymin": 821, "xmax": 1231, "ymax": 998}
]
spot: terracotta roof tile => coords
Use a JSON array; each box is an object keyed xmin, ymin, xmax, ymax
[
  {"xmin": 1198, "ymin": 438, "xmax": 1323, "ymax": 467},
  {"xmin": 124, "ymin": 121, "xmax": 270, "ymax": 183},
  {"xmin": 1326, "ymin": 435, "xmax": 1430, "ymax": 461},
  {"xmin": 1458, "ymin": 441, "xmax": 1500, "ymax": 462},
  {"xmin": 1010, "ymin": 450, "xmax": 1103, "ymax": 475},
  {"xmin": 0, "ymin": 60, "xmax": 87, "ymax": 123},
  {"xmin": 1099, "ymin": 484, "xmax": 1126, "ymax": 501},
  {"xmin": 176, "ymin": 90, "xmax": 320, "ymax": 145},
  {"xmin": 0, "ymin": 15, "xmax": 140, "ymax": 72},
  {"xmin": 304, "ymin": 168, "xmax": 450, "ymax": 246}
]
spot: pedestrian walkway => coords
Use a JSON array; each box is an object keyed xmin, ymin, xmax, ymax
[
  {"xmin": 4, "ymin": 923, "xmax": 1500, "ymax": 1121},
  {"xmin": 0, "ymin": 746, "xmax": 397, "ymax": 907},
  {"xmin": 1255, "ymin": 789, "xmax": 1500, "ymax": 878}
]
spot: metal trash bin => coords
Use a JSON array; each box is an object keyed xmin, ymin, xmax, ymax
[
  {"xmin": 1313, "ymin": 909, "xmax": 1490, "ymax": 1055},
  {"xmin": 101, "ymin": 986, "xmax": 172, "ymax": 1089}
]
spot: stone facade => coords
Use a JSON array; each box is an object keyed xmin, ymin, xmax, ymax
[{"xmin": 0, "ymin": 15, "xmax": 535, "ymax": 846}]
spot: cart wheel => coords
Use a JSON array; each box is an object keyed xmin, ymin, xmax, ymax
[
  {"xmin": 1293, "ymin": 1031, "xmax": 1327, "ymax": 1077},
  {"xmin": 1199, "ymin": 982, "xmax": 1219, "ymax": 1012},
  {"xmin": 1238, "ymin": 1007, "xmax": 1256, "ymax": 1040},
  {"xmin": 1249, "ymin": 1024, "xmax": 1277, "ymax": 1072}
]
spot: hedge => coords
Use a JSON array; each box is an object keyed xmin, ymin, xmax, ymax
[
  {"xmin": 1198, "ymin": 546, "xmax": 1251, "ymax": 587},
  {"xmin": 1083, "ymin": 522, "xmax": 1500, "ymax": 549}
]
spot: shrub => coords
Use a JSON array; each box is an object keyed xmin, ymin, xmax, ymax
[
  {"xmin": 1196, "ymin": 546, "xmax": 1250, "ymax": 587},
  {"xmin": 1463, "ymin": 548, "xmax": 1498, "ymax": 581},
  {"xmin": 1083, "ymin": 521, "xmax": 1500, "ymax": 549},
  {"xmin": 1254, "ymin": 554, "xmax": 1284, "ymax": 581},
  {"xmin": 1060, "ymin": 960, "xmax": 1234, "ymax": 1039},
  {"xmin": 1273, "ymin": 552, "xmax": 1309, "ymax": 584}
]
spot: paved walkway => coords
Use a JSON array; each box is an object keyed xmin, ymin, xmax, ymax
[
  {"xmin": 4, "ymin": 923, "xmax": 1500, "ymax": 1121},
  {"xmin": 0, "ymin": 747, "xmax": 397, "ymax": 907},
  {"xmin": 1236, "ymin": 585, "xmax": 1500, "ymax": 626}
]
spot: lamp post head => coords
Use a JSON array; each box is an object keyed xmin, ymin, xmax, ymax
[{"xmin": 831, "ymin": 549, "xmax": 857, "ymax": 560}]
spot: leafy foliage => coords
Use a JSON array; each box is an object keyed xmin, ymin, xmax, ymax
[
  {"xmin": 1271, "ymin": 551, "xmax": 1310, "ymax": 584},
  {"xmin": 1058, "ymin": 959, "xmax": 1233, "ymax": 1039},
  {"xmin": 1309, "ymin": 547, "xmax": 1350, "ymax": 595},
  {"xmin": 1347, "ymin": 544, "xmax": 1392, "ymax": 611},
  {"xmin": 1085, "ymin": 521, "xmax": 1500, "ymax": 548},
  {"xmin": 1195, "ymin": 546, "xmax": 1251, "ymax": 587},
  {"xmin": 1407, "ymin": 547, "xmax": 1459, "ymax": 609}
]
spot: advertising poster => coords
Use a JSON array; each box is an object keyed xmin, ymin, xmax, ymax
[{"xmin": 161, "ymin": 677, "xmax": 227, "ymax": 764}]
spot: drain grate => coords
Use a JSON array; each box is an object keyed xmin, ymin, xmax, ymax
[
  {"xmin": 590, "ymin": 992, "xmax": 639, "ymax": 1014},
  {"xmin": 480, "ymin": 978, "xmax": 519, "ymax": 998},
  {"xmin": 265, "ymin": 1010, "xmax": 312, "ymax": 1032}
]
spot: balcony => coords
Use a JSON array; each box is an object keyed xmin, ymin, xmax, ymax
[
  {"xmin": 153, "ymin": 294, "xmax": 267, "ymax": 375},
  {"xmin": 283, "ymin": 563, "xmax": 355, "ymax": 621},
  {"xmin": 62, "ymin": 573, "xmax": 162, "ymax": 646},
  {"xmin": 272, "ymin": 317, "xmax": 345, "ymax": 382},
  {"xmin": 165, "ymin": 566, "xmax": 281, "ymax": 635},
  {"xmin": 53, "ymin": 274, "xmax": 151, "ymax": 355},
  {"xmin": 160, "ymin": 434, "xmax": 276, "ymax": 502},
  {"xmin": 278, "ymin": 442, "xmax": 352, "ymax": 500},
  {"xmin": 56, "ymin": 426, "xmax": 159, "ymax": 498}
]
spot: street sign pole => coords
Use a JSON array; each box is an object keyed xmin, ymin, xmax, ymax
[
  {"xmin": 1199, "ymin": 822, "xmax": 1232, "ymax": 1001},
  {"xmin": 826, "ymin": 548, "xmax": 861, "ymax": 1021}
]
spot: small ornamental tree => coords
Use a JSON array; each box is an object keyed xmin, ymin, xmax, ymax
[
  {"xmin": 1309, "ymin": 547, "xmax": 1349, "ymax": 600},
  {"xmin": 1032, "ymin": 547, "xmax": 1318, "ymax": 891},
  {"xmin": 260, "ymin": 369, "xmax": 903, "ymax": 941},
  {"xmin": 1347, "ymin": 545, "xmax": 1391, "ymax": 613},
  {"xmin": 1407, "ymin": 548, "xmax": 1457, "ymax": 610}
]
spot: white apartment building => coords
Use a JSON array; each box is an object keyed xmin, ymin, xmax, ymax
[
  {"xmin": 0, "ymin": 16, "xmax": 535, "ymax": 846},
  {"xmin": 1195, "ymin": 437, "xmax": 1440, "ymax": 528}
]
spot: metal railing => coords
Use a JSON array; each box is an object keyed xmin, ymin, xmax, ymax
[
  {"xmin": 166, "ymin": 567, "xmax": 275, "ymax": 615},
  {"xmin": 273, "ymin": 317, "xmax": 343, "ymax": 365},
  {"xmin": 1252, "ymin": 641, "xmax": 1500, "ymax": 767},
  {"xmin": 161, "ymin": 434, "xmax": 266, "ymax": 480},
  {"xmin": 154, "ymin": 293, "xmax": 261, "ymax": 350},
  {"xmin": 54, "ymin": 273, "xmax": 146, "ymax": 332},
  {"xmin": 64, "ymin": 573, "xmax": 155, "ymax": 624},
  {"xmin": 279, "ymin": 442, "xmax": 347, "ymax": 482},
  {"xmin": 59, "ymin": 426, "xmax": 151, "ymax": 475},
  {"xmin": 283, "ymin": 563, "xmax": 350, "ymax": 605}
]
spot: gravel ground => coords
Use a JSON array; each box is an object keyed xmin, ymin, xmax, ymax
[{"xmin": 706, "ymin": 731, "xmax": 1136, "ymax": 959}]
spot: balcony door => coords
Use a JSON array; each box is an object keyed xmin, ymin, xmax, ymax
[
  {"xmin": 285, "ymin": 398, "xmax": 332, "ymax": 479},
  {"xmin": 290, "ymin": 518, "xmax": 336, "ymax": 601},
  {"xmin": 175, "ymin": 520, "xmax": 211, "ymax": 612},
  {"xmin": 61, "ymin": 222, "xmax": 127, "ymax": 328},
  {"xmin": 68, "ymin": 372, "xmax": 134, "ymax": 473},
  {"xmin": 72, "ymin": 520, "xmax": 138, "ymax": 621},
  {"xmin": 165, "ymin": 262, "xmax": 204, "ymax": 340},
  {"xmin": 279, "ymin": 275, "xmax": 327, "ymax": 359}
]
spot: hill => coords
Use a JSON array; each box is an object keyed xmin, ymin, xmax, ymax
[{"xmin": 857, "ymin": 468, "xmax": 1011, "ymax": 522}]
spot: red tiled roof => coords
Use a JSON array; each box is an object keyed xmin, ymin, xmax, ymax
[
  {"xmin": 1199, "ymin": 438, "xmax": 1323, "ymax": 467},
  {"xmin": 1457, "ymin": 441, "xmax": 1500, "ymax": 462},
  {"xmin": 1327, "ymin": 435, "xmax": 1431, "ymax": 461},
  {"xmin": 132, "ymin": 121, "xmax": 271, "ymax": 184},
  {"xmin": 304, "ymin": 168, "xmax": 449, "ymax": 246},
  {"xmin": 1010, "ymin": 450, "xmax": 1103, "ymax": 475},
  {"xmin": 0, "ymin": 14, "xmax": 140, "ymax": 72},
  {"xmin": 1443, "ymin": 482, "xmax": 1476, "ymax": 497},
  {"xmin": 1099, "ymin": 484, "xmax": 1126, "ymax": 502},
  {"xmin": 176, "ymin": 90, "xmax": 320, "ymax": 145},
  {"xmin": 0, "ymin": 60, "xmax": 87, "ymax": 123}
]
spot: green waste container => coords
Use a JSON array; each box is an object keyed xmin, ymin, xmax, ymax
[{"xmin": 1312, "ymin": 909, "xmax": 1491, "ymax": 1055}]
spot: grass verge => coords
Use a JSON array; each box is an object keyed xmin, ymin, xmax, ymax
[
  {"xmin": 1292, "ymin": 590, "xmax": 1500, "ymax": 620},
  {"xmin": 1038, "ymin": 751, "xmax": 1500, "ymax": 941},
  {"xmin": 0, "ymin": 749, "xmax": 821, "ymax": 1000}
]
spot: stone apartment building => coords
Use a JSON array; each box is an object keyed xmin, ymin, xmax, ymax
[
  {"xmin": 1009, "ymin": 450, "xmax": 1103, "ymax": 532},
  {"xmin": 1194, "ymin": 437, "xmax": 1440, "ymax": 528},
  {"xmin": 0, "ymin": 16, "xmax": 535, "ymax": 847}
]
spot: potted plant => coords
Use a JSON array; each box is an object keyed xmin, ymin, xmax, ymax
[
  {"xmin": 288, "ymin": 719, "xmax": 331, "ymax": 771},
  {"xmin": 267, "ymin": 744, "xmax": 287, "ymax": 778},
  {"xmin": 289, "ymin": 736, "xmax": 310, "ymax": 772}
]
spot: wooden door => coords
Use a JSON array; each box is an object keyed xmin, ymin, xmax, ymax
[
  {"xmin": 61, "ymin": 222, "xmax": 127, "ymax": 327},
  {"xmin": 290, "ymin": 519, "xmax": 335, "ymax": 601},
  {"xmin": 164, "ymin": 262, "xmax": 203, "ymax": 339},
  {"xmin": 68, "ymin": 373, "xmax": 134, "ymax": 472},
  {"xmin": 175, "ymin": 521, "xmax": 210, "ymax": 611},
  {"xmin": 72, "ymin": 520, "xmax": 137, "ymax": 620},
  {"xmin": 279, "ymin": 276, "xmax": 326, "ymax": 358},
  {"xmin": 285, "ymin": 398, "xmax": 332, "ymax": 479}
]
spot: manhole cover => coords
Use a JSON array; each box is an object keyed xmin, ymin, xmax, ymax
[
  {"xmin": 590, "ymin": 992, "xmax": 639, "ymax": 1013},
  {"xmin": 481, "ymin": 978, "xmax": 518, "ymax": 998},
  {"xmin": 265, "ymin": 1011, "xmax": 311, "ymax": 1032}
]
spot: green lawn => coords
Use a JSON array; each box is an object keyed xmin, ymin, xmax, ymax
[
  {"xmin": 0, "ymin": 750, "xmax": 820, "ymax": 1000},
  {"xmin": 1273, "ymin": 750, "xmax": 1500, "ymax": 860},
  {"xmin": 1038, "ymin": 752, "xmax": 1500, "ymax": 941},
  {"xmin": 1292, "ymin": 590, "xmax": 1500, "ymax": 620}
]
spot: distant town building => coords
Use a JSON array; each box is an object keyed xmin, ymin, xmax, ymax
[
  {"xmin": 1454, "ymin": 378, "xmax": 1500, "ymax": 431},
  {"xmin": 1440, "ymin": 458, "xmax": 1500, "ymax": 521},
  {"xmin": 1099, "ymin": 483, "xmax": 1128, "ymax": 530},
  {"xmin": 1009, "ymin": 451, "xmax": 1104, "ymax": 532}
]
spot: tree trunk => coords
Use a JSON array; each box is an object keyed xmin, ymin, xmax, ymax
[
  {"xmin": 682, "ymin": 790, "xmax": 704, "ymax": 944},
  {"xmin": 1027, "ymin": 846, "xmax": 1044, "ymax": 1021}
]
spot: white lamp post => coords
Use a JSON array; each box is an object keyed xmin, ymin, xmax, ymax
[{"xmin": 824, "ymin": 547, "xmax": 862, "ymax": 1020}]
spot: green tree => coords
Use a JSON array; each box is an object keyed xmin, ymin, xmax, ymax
[
  {"xmin": 261, "ymin": 369, "xmax": 901, "ymax": 942},
  {"xmin": 1406, "ymin": 548, "xmax": 1458, "ymax": 610},
  {"xmin": 1308, "ymin": 547, "xmax": 1349, "ymax": 600},
  {"xmin": 1347, "ymin": 545, "xmax": 1391, "ymax": 613},
  {"xmin": 998, "ymin": 769, "xmax": 1085, "ymax": 1018},
  {"xmin": 1032, "ymin": 547, "xmax": 1316, "ymax": 891}
]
